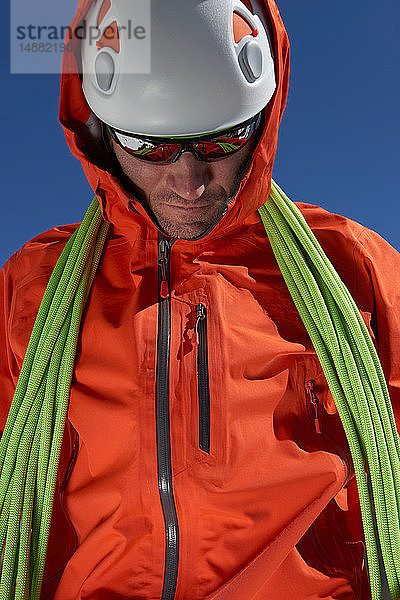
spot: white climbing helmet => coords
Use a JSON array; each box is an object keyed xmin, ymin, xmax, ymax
[{"xmin": 81, "ymin": 0, "xmax": 276, "ymax": 137}]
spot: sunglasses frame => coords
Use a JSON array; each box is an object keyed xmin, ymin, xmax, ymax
[{"xmin": 106, "ymin": 112, "xmax": 263, "ymax": 164}]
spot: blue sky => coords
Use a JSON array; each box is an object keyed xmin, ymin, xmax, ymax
[{"xmin": 1, "ymin": 0, "xmax": 399, "ymax": 268}]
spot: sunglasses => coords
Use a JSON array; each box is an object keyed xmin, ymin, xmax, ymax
[{"xmin": 106, "ymin": 113, "xmax": 262, "ymax": 164}]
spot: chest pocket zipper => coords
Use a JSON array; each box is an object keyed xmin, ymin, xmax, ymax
[
  {"xmin": 63, "ymin": 432, "xmax": 79, "ymax": 485},
  {"xmin": 305, "ymin": 379, "xmax": 351, "ymax": 485},
  {"xmin": 195, "ymin": 303, "xmax": 211, "ymax": 454},
  {"xmin": 306, "ymin": 379, "xmax": 323, "ymax": 435}
]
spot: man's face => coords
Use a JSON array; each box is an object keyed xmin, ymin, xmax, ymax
[{"xmin": 106, "ymin": 125, "xmax": 260, "ymax": 239}]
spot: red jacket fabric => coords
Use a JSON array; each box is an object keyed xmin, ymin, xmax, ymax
[{"xmin": 1, "ymin": 1, "xmax": 399, "ymax": 598}]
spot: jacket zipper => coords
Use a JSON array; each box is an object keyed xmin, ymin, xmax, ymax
[
  {"xmin": 305, "ymin": 380, "xmax": 351, "ymax": 485},
  {"xmin": 305, "ymin": 380, "xmax": 322, "ymax": 435},
  {"xmin": 194, "ymin": 304, "xmax": 210, "ymax": 454},
  {"xmin": 156, "ymin": 234, "xmax": 179, "ymax": 600},
  {"xmin": 63, "ymin": 432, "xmax": 79, "ymax": 485}
]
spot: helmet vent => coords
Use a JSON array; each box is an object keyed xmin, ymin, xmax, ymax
[
  {"xmin": 97, "ymin": 0, "xmax": 111, "ymax": 27},
  {"xmin": 95, "ymin": 52, "xmax": 115, "ymax": 91},
  {"xmin": 238, "ymin": 41, "xmax": 263, "ymax": 83},
  {"xmin": 233, "ymin": 11, "xmax": 258, "ymax": 44},
  {"xmin": 96, "ymin": 21, "xmax": 120, "ymax": 53}
]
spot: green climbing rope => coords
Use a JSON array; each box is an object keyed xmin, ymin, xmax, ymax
[
  {"xmin": 0, "ymin": 197, "xmax": 110, "ymax": 599},
  {"xmin": 258, "ymin": 179, "xmax": 400, "ymax": 600}
]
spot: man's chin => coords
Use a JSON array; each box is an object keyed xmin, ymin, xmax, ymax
[
  {"xmin": 154, "ymin": 205, "xmax": 226, "ymax": 239},
  {"xmin": 157, "ymin": 219, "xmax": 212, "ymax": 240}
]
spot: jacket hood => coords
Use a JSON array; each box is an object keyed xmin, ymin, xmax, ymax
[{"xmin": 59, "ymin": 0, "xmax": 290, "ymax": 243}]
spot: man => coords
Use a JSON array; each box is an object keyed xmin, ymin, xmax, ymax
[{"xmin": 1, "ymin": 0, "xmax": 399, "ymax": 599}]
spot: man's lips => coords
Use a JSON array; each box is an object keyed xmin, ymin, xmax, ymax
[{"xmin": 162, "ymin": 203, "xmax": 211, "ymax": 215}]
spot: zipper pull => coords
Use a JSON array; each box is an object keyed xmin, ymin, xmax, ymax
[
  {"xmin": 158, "ymin": 238, "xmax": 170, "ymax": 299},
  {"xmin": 194, "ymin": 304, "xmax": 206, "ymax": 347},
  {"xmin": 306, "ymin": 380, "xmax": 322, "ymax": 435},
  {"xmin": 64, "ymin": 433, "xmax": 79, "ymax": 484}
]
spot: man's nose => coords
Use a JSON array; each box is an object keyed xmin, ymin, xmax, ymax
[{"xmin": 165, "ymin": 150, "xmax": 210, "ymax": 201}]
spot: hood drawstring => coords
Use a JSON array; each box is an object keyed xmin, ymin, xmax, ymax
[{"xmin": 0, "ymin": 181, "xmax": 399, "ymax": 600}]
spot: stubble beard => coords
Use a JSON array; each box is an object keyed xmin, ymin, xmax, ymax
[{"xmin": 148, "ymin": 193, "xmax": 228, "ymax": 239}]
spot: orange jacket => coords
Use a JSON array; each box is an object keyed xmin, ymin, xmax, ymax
[{"xmin": 1, "ymin": 1, "xmax": 400, "ymax": 598}]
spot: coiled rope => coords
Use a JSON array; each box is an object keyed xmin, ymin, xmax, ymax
[
  {"xmin": 258, "ymin": 180, "xmax": 400, "ymax": 600},
  {"xmin": 0, "ymin": 197, "xmax": 109, "ymax": 599},
  {"xmin": 0, "ymin": 182, "xmax": 399, "ymax": 599}
]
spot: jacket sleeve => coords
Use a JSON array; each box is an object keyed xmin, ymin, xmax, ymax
[
  {"xmin": 352, "ymin": 227, "xmax": 400, "ymax": 433},
  {"xmin": 0, "ymin": 255, "xmax": 20, "ymax": 433}
]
